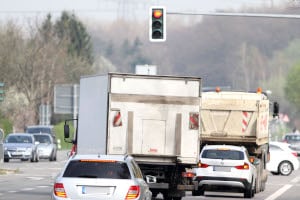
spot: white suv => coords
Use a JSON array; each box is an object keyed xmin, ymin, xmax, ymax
[{"xmin": 192, "ymin": 145, "xmax": 258, "ymax": 198}]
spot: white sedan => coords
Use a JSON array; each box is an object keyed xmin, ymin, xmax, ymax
[{"xmin": 267, "ymin": 141, "xmax": 299, "ymax": 176}]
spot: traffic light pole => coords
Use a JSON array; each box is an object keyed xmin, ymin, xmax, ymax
[{"xmin": 0, "ymin": 82, "xmax": 4, "ymax": 102}]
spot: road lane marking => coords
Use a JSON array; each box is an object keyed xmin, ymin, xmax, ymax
[
  {"xmin": 21, "ymin": 188, "xmax": 34, "ymax": 191},
  {"xmin": 265, "ymin": 184, "xmax": 293, "ymax": 200}
]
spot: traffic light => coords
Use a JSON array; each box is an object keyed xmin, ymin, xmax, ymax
[
  {"xmin": 0, "ymin": 82, "xmax": 4, "ymax": 102},
  {"xmin": 149, "ymin": 6, "xmax": 166, "ymax": 42}
]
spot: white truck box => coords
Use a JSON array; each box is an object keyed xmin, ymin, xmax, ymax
[{"xmin": 77, "ymin": 73, "xmax": 202, "ymax": 164}]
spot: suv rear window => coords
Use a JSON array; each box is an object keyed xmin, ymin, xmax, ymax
[
  {"xmin": 202, "ymin": 149, "xmax": 244, "ymax": 160},
  {"xmin": 63, "ymin": 160, "xmax": 131, "ymax": 179},
  {"xmin": 285, "ymin": 135, "xmax": 300, "ymax": 141}
]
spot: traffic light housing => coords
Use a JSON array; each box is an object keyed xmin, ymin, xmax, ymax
[{"xmin": 149, "ymin": 6, "xmax": 166, "ymax": 42}]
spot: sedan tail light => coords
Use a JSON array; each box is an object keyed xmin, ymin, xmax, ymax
[
  {"xmin": 54, "ymin": 183, "xmax": 67, "ymax": 198},
  {"xmin": 125, "ymin": 185, "xmax": 140, "ymax": 199},
  {"xmin": 235, "ymin": 162, "xmax": 250, "ymax": 170}
]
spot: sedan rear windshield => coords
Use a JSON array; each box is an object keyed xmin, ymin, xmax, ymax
[
  {"xmin": 202, "ymin": 149, "xmax": 244, "ymax": 160},
  {"xmin": 6, "ymin": 136, "xmax": 33, "ymax": 143},
  {"xmin": 63, "ymin": 160, "xmax": 131, "ymax": 179}
]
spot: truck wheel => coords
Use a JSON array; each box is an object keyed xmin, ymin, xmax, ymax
[
  {"xmin": 278, "ymin": 161, "xmax": 293, "ymax": 176},
  {"xmin": 4, "ymin": 158, "xmax": 9, "ymax": 162}
]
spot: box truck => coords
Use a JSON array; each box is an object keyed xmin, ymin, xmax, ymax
[{"xmin": 64, "ymin": 73, "xmax": 202, "ymax": 199}]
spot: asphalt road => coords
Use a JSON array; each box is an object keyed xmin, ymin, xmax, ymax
[{"xmin": 0, "ymin": 150, "xmax": 300, "ymax": 200}]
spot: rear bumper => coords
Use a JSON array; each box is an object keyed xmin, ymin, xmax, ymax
[{"xmin": 194, "ymin": 176, "xmax": 251, "ymax": 189}]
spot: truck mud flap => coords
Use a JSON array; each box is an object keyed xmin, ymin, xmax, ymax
[
  {"xmin": 177, "ymin": 181, "xmax": 198, "ymax": 191},
  {"xmin": 148, "ymin": 183, "xmax": 169, "ymax": 189}
]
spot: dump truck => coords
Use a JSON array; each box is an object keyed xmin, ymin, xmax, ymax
[
  {"xmin": 199, "ymin": 89, "xmax": 279, "ymax": 193},
  {"xmin": 64, "ymin": 73, "xmax": 202, "ymax": 200}
]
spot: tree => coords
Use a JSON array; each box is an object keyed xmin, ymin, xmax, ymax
[
  {"xmin": 0, "ymin": 13, "xmax": 96, "ymax": 130},
  {"xmin": 54, "ymin": 11, "xmax": 94, "ymax": 65},
  {"xmin": 285, "ymin": 62, "xmax": 300, "ymax": 111}
]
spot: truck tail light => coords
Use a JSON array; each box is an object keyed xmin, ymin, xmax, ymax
[
  {"xmin": 235, "ymin": 162, "xmax": 249, "ymax": 170},
  {"xmin": 125, "ymin": 185, "xmax": 140, "ymax": 199},
  {"xmin": 197, "ymin": 161, "xmax": 209, "ymax": 168},
  {"xmin": 54, "ymin": 183, "xmax": 67, "ymax": 198},
  {"xmin": 182, "ymin": 171, "xmax": 195, "ymax": 178}
]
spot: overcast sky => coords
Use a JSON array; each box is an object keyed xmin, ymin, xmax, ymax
[{"xmin": 0, "ymin": 0, "xmax": 289, "ymax": 23}]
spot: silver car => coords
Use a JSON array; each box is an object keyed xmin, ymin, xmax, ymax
[
  {"xmin": 282, "ymin": 133, "xmax": 300, "ymax": 156},
  {"xmin": 33, "ymin": 133, "xmax": 57, "ymax": 161},
  {"xmin": 52, "ymin": 154, "xmax": 152, "ymax": 200},
  {"xmin": 3, "ymin": 133, "xmax": 39, "ymax": 162}
]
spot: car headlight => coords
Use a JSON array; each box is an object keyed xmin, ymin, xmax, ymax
[{"xmin": 25, "ymin": 147, "xmax": 33, "ymax": 152}]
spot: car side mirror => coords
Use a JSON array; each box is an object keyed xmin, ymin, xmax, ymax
[
  {"xmin": 35, "ymin": 141, "xmax": 40, "ymax": 145},
  {"xmin": 252, "ymin": 158, "xmax": 260, "ymax": 166},
  {"xmin": 64, "ymin": 124, "xmax": 70, "ymax": 139}
]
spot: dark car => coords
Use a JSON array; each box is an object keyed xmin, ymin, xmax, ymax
[
  {"xmin": 33, "ymin": 133, "xmax": 57, "ymax": 161},
  {"xmin": 3, "ymin": 133, "xmax": 39, "ymax": 162},
  {"xmin": 25, "ymin": 125, "xmax": 57, "ymax": 144},
  {"xmin": 25, "ymin": 125, "xmax": 56, "ymax": 137},
  {"xmin": 282, "ymin": 133, "xmax": 300, "ymax": 156}
]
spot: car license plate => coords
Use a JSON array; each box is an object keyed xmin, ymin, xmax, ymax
[
  {"xmin": 11, "ymin": 152, "xmax": 22, "ymax": 156},
  {"xmin": 79, "ymin": 186, "xmax": 113, "ymax": 195},
  {"xmin": 213, "ymin": 166, "xmax": 231, "ymax": 172}
]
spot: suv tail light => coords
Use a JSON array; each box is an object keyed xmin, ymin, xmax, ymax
[
  {"xmin": 125, "ymin": 185, "xmax": 140, "ymax": 199},
  {"xmin": 235, "ymin": 162, "xmax": 249, "ymax": 170},
  {"xmin": 197, "ymin": 161, "xmax": 209, "ymax": 168},
  {"xmin": 54, "ymin": 183, "xmax": 67, "ymax": 198}
]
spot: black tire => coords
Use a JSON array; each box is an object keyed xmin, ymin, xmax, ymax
[
  {"xmin": 30, "ymin": 153, "xmax": 35, "ymax": 162},
  {"xmin": 35, "ymin": 153, "xmax": 39, "ymax": 162},
  {"xmin": 278, "ymin": 161, "xmax": 293, "ymax": 176},
  {"xmin": 244, "ymin": 179, "xmax": 254, "ymax": 198},
  {"xmin": 49, "ymin": 151, "xmax": 54, "ymax": 161},
  {"xmin": 271, "ymin": 171, "xmax": 280, "ymax": 175},
  {"xmin": 4, "ymin": 158, "xmax": 9, "ymax": 162},
  {"xmin": 192, "ymin": 187, "xmax": 204, "ymax": 196}
]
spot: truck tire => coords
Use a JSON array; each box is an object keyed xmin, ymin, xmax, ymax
[{"xmin": 278, "ymin": 161, "xmax": 293, "ymax": 176}]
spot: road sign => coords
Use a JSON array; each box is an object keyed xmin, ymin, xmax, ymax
[{"xmin": 54, "ymin": 84, "xmax": 79, "ymax": 114}]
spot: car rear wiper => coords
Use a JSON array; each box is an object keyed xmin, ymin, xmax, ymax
[{"xmin": 77, "ymin": 175, "xmax": 98, "ymax": 178}]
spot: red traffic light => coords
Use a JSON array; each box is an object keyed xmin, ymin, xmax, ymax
[
  {"xmin": 149, "ymin": 6, "xmax": 166, "ymax": 42},
  {"xmin": 153, "ymin": 9, "xmax": 163, "ymax": 19}
]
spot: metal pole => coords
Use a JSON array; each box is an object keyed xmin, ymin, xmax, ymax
[{"xmin": 73, "ymin": 84, "xmax": 78, "ymax": 130}]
